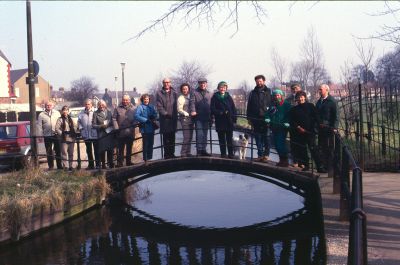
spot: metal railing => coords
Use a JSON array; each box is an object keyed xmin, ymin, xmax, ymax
[{"xmin": 333, "ymin": 131, "xmax": 367, "ymax": 265}]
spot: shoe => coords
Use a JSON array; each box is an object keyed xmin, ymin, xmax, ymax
[
  {"xmin": 262, "ymin": 156, "xmax": 269, "ymax": 162},
  {"xmin": 317, "ymin": 167, "xmax": 327, "ymax": 173},
  {"xmin": 276, "ymin": 158, "xmax": 289, "ymax": 167},
  {"xmin": 102, "ymin": 165, "xmax": 107, "ymax": 169},
  {"xmin": 228, "ymin": 154, "xmax": 235, "ymax": 159},
  {"xmin": 254, "ymin": 157, "xmax": 263, "ymax": 162},
  {"xmin": 109, "ymin": 164, "xmax": 115, "ymax": 169},
  {"xmin": 201, "ymin": 151, "xmax": 211, "ymax": 156},
  {"xmin": 68, "ymin": 167, "xmax": 73, "ymax": 171},
  {"xmin": 221, "ymin": 154, "xmax": 227, "ymax": 158}
]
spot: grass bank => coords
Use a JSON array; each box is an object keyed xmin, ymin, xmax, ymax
[{"xmin": 0, "ymin": 168, "xmax": 111, "ymax": 241}]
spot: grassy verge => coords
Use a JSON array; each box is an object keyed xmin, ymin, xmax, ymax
[{"xmin": 0, "ymin": 168, "xmax": 111, "ymax": 239}]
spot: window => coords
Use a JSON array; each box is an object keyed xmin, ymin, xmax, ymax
[
  {"xmin": 35, "ymin": 87, "xmax": 40, "ymax": 97},
  {"xmin": 0, "ymin": 126, "xmax": 18, "ymax": 139},
  {"xmin": 15, "ymin": 87, "xmax": 20, "ymax": 97}
]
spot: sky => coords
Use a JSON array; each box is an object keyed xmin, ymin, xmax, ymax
[{"xmin": 0, "ymin": 1, "xmax": 398, "ymax": 94}]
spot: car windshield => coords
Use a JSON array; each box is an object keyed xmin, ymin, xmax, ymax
[{"xmin": 0, "ymin": 126, "xmax": 18, "ymax": 139}]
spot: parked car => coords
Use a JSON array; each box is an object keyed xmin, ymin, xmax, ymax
[{"xmin": 0, "ymin": 121, "xmax": 45, "ymax": 169}]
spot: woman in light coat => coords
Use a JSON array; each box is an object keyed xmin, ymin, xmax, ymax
[{"xmin": 55, "ymin": 105, "xmax": 76, "ymax": 170}]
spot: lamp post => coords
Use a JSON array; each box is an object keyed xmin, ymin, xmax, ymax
[
  {"xmin": 114, "ymin": 76, "xmax": 118, "ymax": 106},
  {"xmin": 120, "ymin": 62, "xmax": 126, "ymax": 95}
]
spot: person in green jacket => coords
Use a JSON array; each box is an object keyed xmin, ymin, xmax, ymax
[{"xmin": 265, "ymin": 89, "xmax": 291, "ymax": 167}]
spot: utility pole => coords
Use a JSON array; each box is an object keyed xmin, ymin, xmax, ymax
[
  {"xmin": 121, "ymin": 62, "xmax": 126, "ymax": 95},
  {"xmin": 26, "ymin": 0, "xmax": 38, "ymax": 167}
]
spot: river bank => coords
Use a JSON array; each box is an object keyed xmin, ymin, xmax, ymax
[{"xmin": 0, "ymin": 167, "xmax": 111, "ymax": 244}]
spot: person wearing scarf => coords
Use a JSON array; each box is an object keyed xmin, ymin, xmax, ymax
[
  {"xmin": 210, "ymin": 81, "xmax": 237, "ymax": 158},
  {"xmin": 264, "ymin": 89, "xmax": 291, "ymax": 167},
  {"xmin": 55, "ymin": 105, "xmax": 76, "ymax": 170}
]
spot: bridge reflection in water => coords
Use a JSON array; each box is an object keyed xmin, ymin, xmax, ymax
[{"xmin": 0, "ymin": 169, "xmax": 326, "ymax": 265}]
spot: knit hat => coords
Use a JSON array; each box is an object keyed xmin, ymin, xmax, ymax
[
  {"xmin": 272, "ymin": 89, "xmax": 284, "ymax": 96},
  {"xmin": 217, "ymin": 81, "xmax": 228, "ymax": 88}
]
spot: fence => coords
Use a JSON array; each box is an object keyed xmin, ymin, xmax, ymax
[{"xmin": 338, "ymin": 82, "xmax": 400, "ymax": 171}]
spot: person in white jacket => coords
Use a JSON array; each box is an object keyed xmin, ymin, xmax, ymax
[
  {"xmin": 78, "ymin": 99, "xmax": 98, "ymax": 169},
  {"xmin": 37, "ymin": 101, "xmax": 62, "ymax": 169}
]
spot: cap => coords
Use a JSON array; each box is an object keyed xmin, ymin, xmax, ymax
[{"xmin": 198, "ymin": 77, "xmax": 207, "ymax": 83}]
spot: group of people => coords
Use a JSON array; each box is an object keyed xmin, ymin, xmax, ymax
[{"xmin": 37, "ymin": 74, "xmax": 338, "ymax": 173}]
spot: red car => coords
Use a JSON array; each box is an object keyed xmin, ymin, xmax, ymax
[{"xmin": 0, "ymin": 121, "xmax": 44, "ymax": 169}]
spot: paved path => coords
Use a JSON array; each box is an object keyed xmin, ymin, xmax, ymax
[{"xmin": 319, "ymin": 172, "xmax": 400, "ymax": 265}]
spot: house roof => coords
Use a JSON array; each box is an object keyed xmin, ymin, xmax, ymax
[
  {"xmin": 10, "ymin": 69, "xmax": 28, "ymax": 84},
  {"xmin": 0, "ymin": 50, "xmax": 11, "ymax": 65}
]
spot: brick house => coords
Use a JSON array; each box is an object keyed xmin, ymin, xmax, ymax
[{"xmin": 9, "ymin": 68, "xmax": 51, "ymax": 105}]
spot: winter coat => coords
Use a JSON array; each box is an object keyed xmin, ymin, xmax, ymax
[
  {"xmin": 112, "ymin": 103, "xmax": 136, "ymax": 138},
  {"xmin": 289, "ymin": 102, "xmax": 320, "ymax": 135},
  {"xmin": 156, "ymin": 88, "xmax": 178, "ymax": 133},
  {"xmin": 265, "ymin": 99, "xmax": 291, "ymax": 130},
  {"xmin": 315, "ymin": 94, "xmax": 339, "ymax": 129},
  {"xmin": 78, "ymin": 107, "xmax": 97, "ymax": 139},
  {"xmin": 189, "ymin": 87, "xmax": 212, "ymax": 122},
  {"xmin": 210, "ymin": 92, "xmax": 237, "ymax": 132},
  {"xmin": 55, "ymin": 115, "xmax": 76, "ymax": 142},
  {"xmin": 93, "ymin": 108, "xmax": 114, "ymax": 152},
  {"xmin": 246, "ymin": 86, "xmax": 272, "ymax": 132},
  {"xmin": 37, "ymin": 110, "xmax": 61, "ymax": 137},
  {"xmin": 135, "ymin": 103, "xmax": 158, "ymax": 134}
]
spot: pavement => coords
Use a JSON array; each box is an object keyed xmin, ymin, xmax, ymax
[{"xmin": 319, "ymin": 172, "xmax": 400, "ymax": 265}]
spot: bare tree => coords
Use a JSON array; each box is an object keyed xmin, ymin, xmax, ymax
[
  {"xmin": 290, "ymin": 60, "xmax": 312, "ymax": 90},
  {"xmin": 65, "ymin": 76, "xmax": 98, "ymax": 105},
  {"xmin": 126, "ymin": 1, "xmax": 268, "ymax": 41},
  {"xmin": 170, "ymin": 60, "xmax": 212, "ymax": 90},
  {"xmin": 146, "ymin": 73, "xmax": 164, "ymax": 98},
  {"xmin": 369, "ymin": 1, "xmax": 400, "ymax": 44},
  {"xmin": 270, "ymin": 47, "xmax": 287, "ymax": 86},
  {"xmin": 354, "ymin": 39, "xmax": 375, "ymax": 83},
  {"xmin": 300, "ymin": 26, "xmax": 329, "ymax": 99},
  {"xmin": 235, "ymin": 80, "xmax": 252, "ymax": 112}
]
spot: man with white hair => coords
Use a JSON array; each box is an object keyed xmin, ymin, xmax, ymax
[
  {"xmin": 78, "ymin": 99, "xmax": 98, "ymax": 169},
  {"xmin": 113, "ymin": 94, "xmax": 136, "ymax": 167},
  {"xmin": 316, "ymin": 83, "xmax": 338, "ymax": 173},
  {"xmin": 37, "ymin": 101, "xmax": 62, "ymax": 169}
]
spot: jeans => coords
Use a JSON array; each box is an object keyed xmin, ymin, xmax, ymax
[
  {"xmin": 272, "ymin": 129, "xmax": 288, "ymax": 158},
  {"xmin": 142, "ymin": 133, "xmax": 154, "ymax": 161},
  {"xmin": 195, "ymin": 120, "xmax": 209, "ymax": 152},
  {"xmin": 253, "ymin": 130, "xmax": 270, "ymax": 158}
]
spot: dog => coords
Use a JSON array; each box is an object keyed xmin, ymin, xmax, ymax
[{"xmin": 233, "ymin": 133, "xmax": 249, "ymax": 160}]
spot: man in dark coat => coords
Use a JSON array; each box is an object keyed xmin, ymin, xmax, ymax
[
  {"xmin": 113, "ymin": 94, "xmax": 136, "ymax": 166},
  {"xmin": 246, "ymin": 74, "xmax": 272, "ymax": 162},
  {"xmin": 285, "ymin": 83, "xmax": 302, "ymax": 167},
  {"xmin": 316, "ymin": 84, "xmax": 339, "ymax": 172},
  {"xmin": 156, "ymin": 78, "xmax": 178, "ymax": 159},
  {"xmin": 289, "ymin": 91, "xmax": 325, "ymax": 172}
]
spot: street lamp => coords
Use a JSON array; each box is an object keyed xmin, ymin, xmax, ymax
[
  {"xmin": 120, "ymin": 62, "xmax": 126, "ymax": 95},
  {"xmin": 114, "ymin": 76, "xmax": 118, "ymax": 106}
]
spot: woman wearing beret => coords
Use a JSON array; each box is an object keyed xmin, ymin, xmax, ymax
[{"xmin": 210, "ymin": 81, "xmax": 237, "ymax": 158}]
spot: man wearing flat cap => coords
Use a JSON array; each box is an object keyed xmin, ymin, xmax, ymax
[{"xmin": 190, "ymin": 78, "xmax": 212, "ymax": 156}]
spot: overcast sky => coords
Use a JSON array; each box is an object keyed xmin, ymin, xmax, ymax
[{"xmin": 0, "ymin": 1, "xmax": 398, "ymax": 93}]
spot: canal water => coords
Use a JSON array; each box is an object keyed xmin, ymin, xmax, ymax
[{"xmin": 0, "ymin": 170, "xmax": 326, "ymax": 265}]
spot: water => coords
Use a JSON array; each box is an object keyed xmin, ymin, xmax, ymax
[{"xmin": 0, "ymin": 170, "xmax": 326, "ymax": 265}]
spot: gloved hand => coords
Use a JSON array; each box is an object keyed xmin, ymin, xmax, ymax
[
  {"xmin": 283, "ymin": 123, "xmax": 290, "ymax": 128},
  {"xmin": 297, "ymin": 126, "xmax": 306, "ymax": 134},
  {"xmin": 265, "ymin": 118, "xmax": 271, "ymax": 123},
  {"xmin": 100, "ymin": 124, "xmax": 107, "ymax": 129},
  {"xmin": 149, "ymin": 115, "xmax": 155, "ymax": 120},
  {"xmin": 224, "ymin": 110, "xmax": 229, "ymax": 115}
]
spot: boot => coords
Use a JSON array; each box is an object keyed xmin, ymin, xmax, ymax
[{"xmin": 276, "ymin": 157, "xmax": 289, "ymax": 167}]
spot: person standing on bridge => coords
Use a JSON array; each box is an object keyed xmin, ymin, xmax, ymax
[
  {"xmin": 37, "ymin": 101, "xmax": 62, "ymax": 170},
  {"xmin": 265, "ymin": 89, "xmax": 291, "ymax": 167},
  {"xmin": 289, "ymin": 91, "xmax": 325, "ymax": 172},
  {"xmin": 78, "ymin": 99, "xmax": 98, "ymax": 170},
  {"xmin": 135, "ymin": 94, "xmax": 158, "ymax": 163},
  {"xmin": 285, "ymin": 83, "xmax": 303, "ymax": 168},
  {"xmin": 156, "ymin": 78, "xmax": 178, "ymax": 159},
  {"xmin": 246, "ymin": 75, "xmax": 272, "ymax": 162},
  {"xmin": 211, "ymin": 81, "xmax": 237, "ymax": 158},
  {"xmin": 316, "ymin": 84, "xmax": 338, "ymax": 173},
  {"xmin": 190, "ymin": 77, "xmax": 212, "ymax": 156},
  {"xmin": 93, "ymin": 100, "xmax": 114, "ymax": 169},
  {"xmin": 177, "ymin": 83, "xmax": 194, "ymax": 157},
  {"xmin": 113, "ymin": 94, "xmax": 136, "ymax": 167},
  {"xmin": 55, "ymin": 105, "xmax": 77, "ymax": 171}
]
